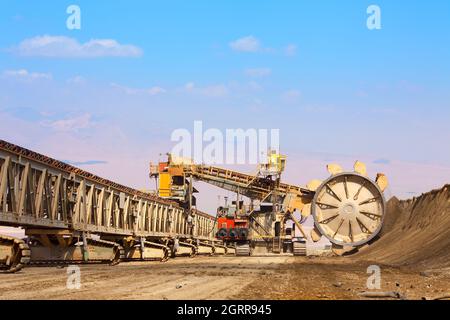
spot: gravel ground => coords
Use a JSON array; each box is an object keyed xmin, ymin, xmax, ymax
[{"xmin": 1, "ymin": 255, "xmax": 448, "ymax": 300}]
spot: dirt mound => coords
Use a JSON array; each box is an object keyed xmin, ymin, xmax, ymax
[{"xmin": 357, "ymin": 185, "xmax": 450, "ymax": 270}]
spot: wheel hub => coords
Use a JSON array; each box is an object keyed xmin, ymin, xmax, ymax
[{"xmin": 340, "ymin": 201, "xmax": 357, "ymax": 217}]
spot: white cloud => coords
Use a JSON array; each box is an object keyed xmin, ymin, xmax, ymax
[
  {"xmin": 281, "ymin": 89, "xmax": 301, "ymax": 103},
  {"xmin": 229, "ymin": 36, "xmax": 260, "ymax": 52},
  {"xmin": 147, "ymin": 86, "xmax": 166, "ymax": 95},
  {"xmin": 247, "ymin": 81, "xmax": 262, "ymax": 91},
  {"xmin": 185, "ymin": 82, "xmax": 195, "ymax": 90},
  {"xmin": 14, "ymin": 35, "xmax": 143, "ymax": 58},
  {"xmin": 230, "ymin": 37, "xmax": 297, "ymax": 56},
  {"xmin": 2, "ymin": 69, "xmax": 52, "ymax": 80},
  {"xmin": 201, "ymin": 85, "xmax": 228, "ymax": 97},
  {"xmin": 111, "ymin": 83, "xmax": 166, "ymax": 95},
  {"xmin": 42, "ymin": 113, "xmax": 92, "ymax": 132},
  {"xmin": 183, "ymin": 82, "xmax": 228, "ymax": 97},
  {"xmin": 244, "ymin": 68, "xmax": 272, "ymax": 77},
  {"xmin": 67, "ymin": 75, "xmax": 86, "ymax": 84},
  {"xmin": 284, "ymin": 44, "xmax": 297, "ymax": 56}
]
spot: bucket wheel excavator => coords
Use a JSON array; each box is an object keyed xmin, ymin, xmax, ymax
[{"xmin": 150, "ymin": 152, "xmax": 388, "ymax": 256}]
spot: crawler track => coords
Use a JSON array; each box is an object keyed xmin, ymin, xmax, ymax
[{"xmin": 0, "ymin": 235, "xmax": 30, "ymax": 273}]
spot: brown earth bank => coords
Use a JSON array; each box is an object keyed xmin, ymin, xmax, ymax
[
  {"xmin": 356, "ymin": 184, "xmax": 450, "ymax": 270},
  {"xmin": 0, "ymin": 185, "xmax": 449, "ymax": 300}
]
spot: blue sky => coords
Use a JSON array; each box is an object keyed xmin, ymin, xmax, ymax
[{"xmin": 0, "ymin": 1, "xmax": 449, "ymax": 213}]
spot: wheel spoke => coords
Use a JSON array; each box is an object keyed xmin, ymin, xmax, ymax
[
  {"xmin": 359, "ymin": 197, "xmax": 380, "ymax": 206},
  {"xmin": 360, "ymin": 211, "xmax": 382, "ymax": 220},
  {"xmin": 333, "ymin": 218, "xmax": 345, "ymax": 238},
  {"xmin": 348, "ymin": 220, "xmax": 353, "ymax": 242},
  {"xmin": 344, "ymin": 176, "xmax": 349, "ymax": 199},
  {"xmin": 316, "ymin": 202, "xmax": 339, "ymax": 209},
  {"xmin": 318, "ymin": 214, "xmax": 339, "ymax": 224},
  {"xmin": 326, "ymin": 184, "xmax": 342, "ymax": 202},
  {"xmin": 356, "ymin": 217, "xmax": 370, "ymax": 234},
  {"xmin": 353, "ymin": 180, "xmax": 367, "ymax": 200}
]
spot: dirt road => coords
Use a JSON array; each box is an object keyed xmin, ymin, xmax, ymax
[
  {"xmin": 0, "ymin": 256, "xmax": 280, "ymax": 300},
  {"xmin": 1, "ymin": 255, "xmax": 448, "ymax": 300}
]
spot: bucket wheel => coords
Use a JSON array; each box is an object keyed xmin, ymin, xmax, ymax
[{"xmin": 310, "ymin": 162, "xmax": 387, "ymax": 252}]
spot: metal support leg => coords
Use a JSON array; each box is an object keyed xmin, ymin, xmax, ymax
[
  {"xmin": 81, "ymin": 232, "xmax": 89, "ymax": 262},
  {"xmin": 140, "ymin": 237, "xmax": 145, "ymax": 260}
]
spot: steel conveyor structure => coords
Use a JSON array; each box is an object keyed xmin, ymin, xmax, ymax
[{"xmin": 0, "ymin": 139, "xmax": 225, "ymax": 273}]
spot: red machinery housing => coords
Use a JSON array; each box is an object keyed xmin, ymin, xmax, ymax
[{"xmin": 215, "ymin": 203, "xmax": 249, "ymax": 241}]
